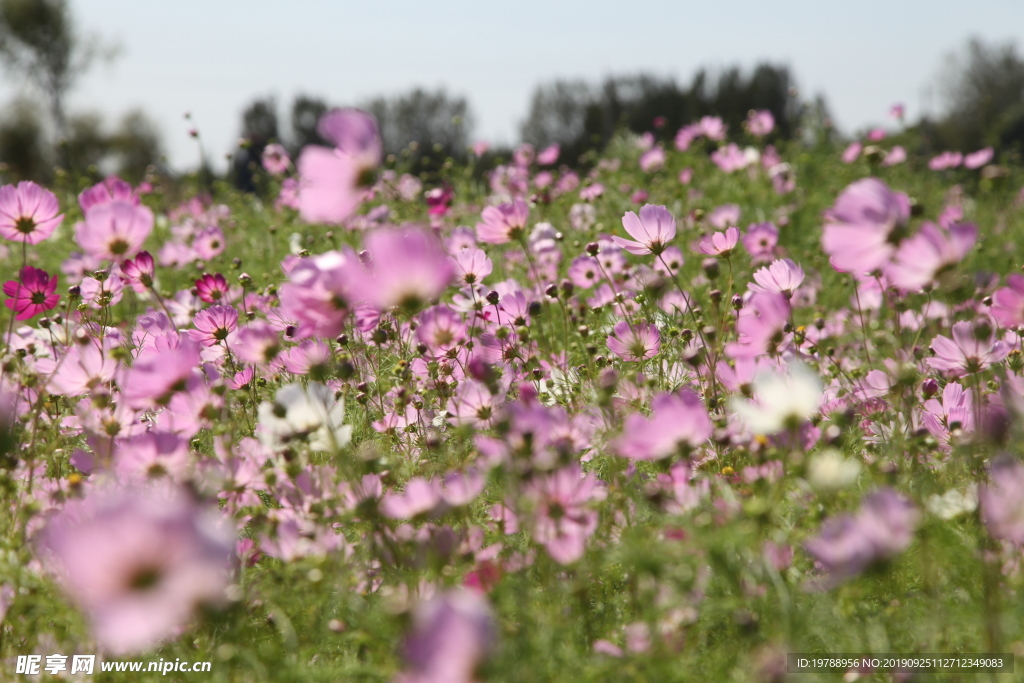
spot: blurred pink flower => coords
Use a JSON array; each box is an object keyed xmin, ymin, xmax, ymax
[
  {"xmin": 841, "ymin": 142, "xmax": 861, "ymax": 164},
  {"xmin": 992, "ymin": 274, "xmax": 1024, "ymax": 328},
  {"xmin": 37, "ymin": 485, "xmax": 234, "ymax": 654},
  {"xmin": 929, "ymin": 151, "xmax": 963, "ymax": 171},
  {"xmin": 746, "ymin": 110, "xmax": 775, "ymax": 136},
  {"xmin": 396, "ymin": 589, "xmax": 495, "ymax": 683},
  {"xmin": 524, "ymin": 465, "xmax": 605, "ymax": 564},
  {"xmin": 354, "ymin": 227, "xmax": 454, "ymax": 311},
  {"xmin": 886, "ymin": 222, "xmax": 976, "ymax": 291},
  {"xmin": 964, "ymin": 147, "xmax": 994, "ymax": 169},
  {"xmin": 76, "ymin": 201, "xmax": 154, "ymax": 261},
  {"xmin": 821, "ymin": 178, "xmax": 909, "ymax": 274},
  {"xmin": 613, "ymin": 390, "xmax": 712, "ymax": 460},
  {"xmin": 536, "ymin": 144, "xmax": 560, "ymax": 165},
  {"xmin": 261, "ymin": 143, "xmax": 291, "ymax": 175},
  {"xmin": 981, "ymin": 457, "xmax": 1024, "ymax": 545},
  {"xmin": 476, "ymin": 199, "xmax": 530, "ymax": 244}
]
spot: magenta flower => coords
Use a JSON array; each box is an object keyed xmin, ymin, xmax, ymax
[
  {"xmin": 611, "ymin": 204, "xmax": 676, "ymax": 256},
  {"xmin": 354, "ymin": 227, "xmax": 454, "ymax": 311},
  {"xmin": 964, "ymin": 147, "xmax": 994, "ymax": 169},
  {"xmin": 821, "ymin": 178, "xmax": 909, "ymax": 274},
  {"xmin": 749, "ymin": 258, "xmax": 805, "ymax": 298},
  {"xmin": 742, "ymin": 222, "xmax": 779, "ymax": 263},
  {"xmin": 121, "ymin": 251, "xmax": 155, "ymax": 292},
  {"xmin": 805, "ymin": 489, "xmax": 918, "ymax": 586},
  {"xmin": 195, "ymin": 273, "xmax": 231, "ymax": 304},
  {"xmin": 696, "ymin": 227, "xmax": 740, "ymax": 257},
  {"xmin": 927, "ymin": 320, "xmax": 1009, "ymax": 376},
  {"xmin": 606, "ymin": 321, "xmax": 660, "ymax": 362},
  {"xmin": 980, "ymin": 457, "xmax": 1024, "ymax": 545},
  {"xmin": 37, "ymin": 485, "xmax": 234, "ymax": 654},
  {"xmin": 992, "ymin": 274, "xmax": 1024, "ymax": 328},
  {"xmin": 297, "ymin": 109, "xmax": 382, "ymax": 224},
  {"xmin": 3, "ymin": 266, "xmax": 59, "ymax": 320},
  {"xmin": 886, "ymin": 222, "xmax": 976, "ymax": 291},
  {"xmin": 187, "ymin": 305, "xmax": 239, "ymax": 346},
  {"xmin": 476, "ymin": 199, "xmax": 530, "ymax": 244},
  {"xmin": 76, "ymin": 200, "xmax": 154, "ymax": 261},
  {"xmin": 0, "ymin": 181, "xmax": 63, "ymax": 245},
  {"xmin": 524, "ymin": 465, "xmax": 605, "ymax": 564},
  {"xmin": 613, "ymin": 390, "xmax": 713, "ymax": 460}
]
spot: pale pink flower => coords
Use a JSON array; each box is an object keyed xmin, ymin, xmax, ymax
[
  {"xmin": 476, "ymin": 199, "xmax": 530, "ymax": 244},
  {"xmin": 76, "ymin": 201, "xmax": 154, "ymax": 261},
  {"xmin": 606, "ymin": 321, "xmax": 660, "ymax": 362},
  {"xmin": 821, "ymin": 178, "xmax": 909, "ymax": 274},
  {"xmin": 749, "ymin": 259, "xmax": 805, "ymax": 298},
  {"xmin": 0, "ymin": 181, "xmax": 63, "ymax": 245},
  {"xmin": 927, "ymin": 320, "xmax": 1009, "ymax": 376},
  {"xmin": 37, "ymin": 485, "xmax": 234, "ymax": 654},
  {"xmin": 354, "ymin": 227, "xmax": 454, "ymax": 311},
  {"xmin": 611, "ymin": 204, "xmax": 676, "ymax": 256},
  {"xmin": 524, "ymin": 465, "xmax": 606, "ymax": 564},
  {"xmin": 964, "ymin": 147, "xmax": 994, "ymax": 169},
  {"xmin": 886, "ymin": 222, "xmax": 976, "ymax": 291},
  {"xmin": 696, "ymin": 227, "xmax": 740, "ymax": 257},
  {"xmin": 992, "ymin": 275, "xmax": 1024, "ymax": 328},
  {"xmin": 613, "ymin": 390, "xmax": 713, "ymax": 460}
]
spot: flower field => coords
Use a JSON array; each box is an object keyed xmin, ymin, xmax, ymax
[{"xmin": 2, "ymin": 107, "xmax": 1024, "ymax": 681}]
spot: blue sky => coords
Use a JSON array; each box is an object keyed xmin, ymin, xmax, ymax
[{"xmin": 13, "ymin": 0, "xmax": 1023, "ymax": 171}]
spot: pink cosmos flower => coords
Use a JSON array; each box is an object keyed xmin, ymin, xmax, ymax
[
  {"xmin": 195, "ymin": 273, "xmax": 230, "ymax": 303},
  {"xmin": 725, "ymin": 292, "xmax": 791, "ymax": 358},
  {"xmin": 821, "ymin": 178, "xmax": 910, "ymax": 274},
  {"xmin": 397, "ymin": 589, "xmax": 495, "ymax": 683},
  {"xmin": 886, "ymin": 222, "xmax": 977, "ymax": 291},
  {"xmin": 381, "ymin": 477, "xmax": 442, "ymax": 519},
  {"xmin": 261, "ymin": 143, "xmax": 291, "ymax": 174},
  {"xmin": 113, "ymin": 432, "xmax": 192, "ymax": 482},
  {"xmin": 79, "ymin": 177, "xmax": 137, "ymax": 211},
  {"xmin": 76, "ymin": 200, "xmax": 154, "ymax": 261},
  {"xmin": 746, "ymin": 110, "xmax": 775, "ymax": 136},
  {"xmin": 881, "ymin": 146, "xmax": 907, "ymax": 166},
  {"xmin": 416, "ymin": 305, "xmax": 466, "ymax": 355},
  {"xmin": 927, "ymin": 320, "xmax": 1009, "ymax": 376},
  {"xmin": 447, "ymin": 380, "xmax": 503, "ymax": 429},
  {"xmin": 696, "ymin": 227, "xmax": 740, "ymax": 257},
  {"xmin": 929, "ymin": 151, "xmax": 962, "ymax": 171},
  {"xmin": 37, "ymin": 484, "xmax": 234, "ymax": 654},
  {"xmin": 980, "ymin": 457, "xmax": 1024, "ymax": 545},
  {"xmin": 121, "ymin": 251, "xmax": 155, "ymax": 292},
  {"xmin": 992, "ymin": 274, "xmax": 1024, "ymax": 328},
  {"xmin": 297, "ymin": 108, "xmax": 382, "ymax": 224},
  {"xmin": 537, "ymin": 144, "xmax": 560, "ymax": 165},
  {"xmin": 841, "ymin": 142, "xmax": 862, "ymax": 164},
  {"xmin": 121, "ymin": 336, "xmax": 203, "ymax": 409},
  {"xmin": 450, "ymin": 247, "xmax": 492, "ymax": 286},
  {"xmin": 742, "ymin": 222, "xmax": 779, "ymax": 263},
  {"xmin": 355, "ymin": 227, "xmax": 454, "ymax": 311},
  {"xmin": 579, "ymin": 183, "xmax": 604, "ymax": 201},
  {"xmin": 606, "ymin": 321, "xmax": 660, "ymax": 362},
  {"xmin": 612, "ymin": 204, "xmax": 676, "ymax": 256},
  {"xmin": 867, "ymin": 127, "xmax": 886, "ymax": 141},
  {"xmin": 524, "ymin": 465, "xmax": 606, "ymax": 564},
  {"xmin": 920, "ymin": 382, "xmax": 974, "ymax": 448},
  {"xmin": 192, "ymin": 226, "xmax": 225, "ymax": 261},
  {"xmin": 41, "ymin": 338, "xmax": 118, "ymax": 397},
  {"xmin": 674, "ymin": 123, "xmax": 702, "ymax": 151},
  {"xmin": 188, "ymin": 305, "xmax": 239, "ymax": 346},
  {"xmin": 278, "ymin": 250, "xmax": 356, "ymax": 339},
  {"xmin": 699, "ymin": 116, "xmax": 727, "ymax": 140},
  {"xmin": 638, "ymin": 147, "xmax": 666, "ymax": 172},
  {"xmin": 890, "ymin": 103, "xmax": 905, "ymax": 120},
  {"xmin": 711, "ymin": 144, "xmax": 748, "ymax": 173},
  {"xmin": 749, "ymin": 259, "xmax": 805, "ymax": 298},
  {"xmin": 613, "ymin": 390, "xmax": 713, "ymax": 460},
  {"xmin": 3, "ymin": 266, "xmax": 59, "ymax": 320},
  {"xmin": 964, "ymin": 147, "xmax": 994, "ymax": 169},
  {"xmin": 0, "ymin": 181, "xmax": 63, "ymax": 245},
  {"xmin": 476, "ymin": 199, "xmax": 530, "ymax": 244},
  {"xmin": 233, "ymin": 320, "xmax": 282, "ymax": 364},
  {"xmin": 805, "ymin": 489, "xmax": 918, "ymax": 585}
]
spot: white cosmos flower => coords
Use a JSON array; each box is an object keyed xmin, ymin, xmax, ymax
[
  {"xmin": 807, "ymin": 448, "xmax": 861, "ymax": 490},
  {"xmin": 925, "ymin": 484, "xmax": 978, "ymax": 520},
  {"xmin": 257, "ymin": 382, "xmax": 352, "ymax": 452},
  {"xmin": 729, "ymin": 361, "xmax": 823, "ymax": 435}
]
